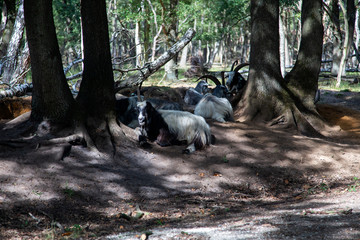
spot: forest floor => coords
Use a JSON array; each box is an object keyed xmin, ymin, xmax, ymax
[{"xmin": 0, "ymin": 88, "xmax": 360, "ymax": 239}]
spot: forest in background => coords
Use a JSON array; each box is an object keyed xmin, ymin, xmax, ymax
[{"xmin": 1, "ymin": 0, "xmax": 360, "ymax": 88}]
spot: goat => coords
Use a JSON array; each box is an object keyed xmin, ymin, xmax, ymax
[
  {"xmin": 196, "ymin": 74, "xmax": 231, "ymax": 99},
  {"xmin": 225, "ymin": 62, "xmax": 249, "ymax": 93},
  {"xmin": 184, "ymin": 80, "xmax": 210, "ymax": 105},
  {"xmin": 184, "ymin": 88, "xmax": 203, "ymax": 105},
  {"xmin": 116, "ymin": 96, "xmax": 140, "ymax": 128},
  {"xmin": 184, "ymin": 75, "xmax": 225, "ymax": 106},
  {"xmin": 194, "ymin": 93, "xmax": 234, "ymax": 123},
  {"xmin": 137, "ymin": 101, "xmax": 214, "ymax": 153},
  {"xmin": 116, "ymin": 96, "xmax": 182, "ymax": 128},
  {"xmin": 194, "ymin": 80, "xmax": 209, "ymax": 94}
]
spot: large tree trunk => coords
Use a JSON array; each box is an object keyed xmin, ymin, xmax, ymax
[
  {"xmin": 237, "ymin": 0, "xmax": 327, "ymax": 137},
  {"xmin": 24, "ymin": 0, "xmax": 75, "ymax": 123},
  {"xmin": 77, "ymin": 0, "xmax": 126, "ymax": 153}
]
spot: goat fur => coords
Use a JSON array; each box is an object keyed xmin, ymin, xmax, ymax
[
  {"xmin": 137, "ymin": 101, "xmax": 213, "ymax": 153},
  {"xmin": 184, "ymin": 88, "xmax": 203, "ymax": 105},
  {"xmin": 194, "ymin": 93, "xmax": 234, "ymax": 123}
]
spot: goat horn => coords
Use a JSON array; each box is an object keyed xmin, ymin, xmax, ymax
[
  {"xmin": 197, "ymin": 75, "xmax": 221, "ymax": 86},
  {"xmin": 233, "ymin": 62, "xmax": 249, "ymax": 73},
  {"xmin": 221, "ymin": 71, "xmax": 225, "ymax": 86},
  {"xmin": 136, "ymin": 82, "xmax": 143, "ymax": 101},
  {"xmin": 230, "ymin": 59, "xmax": 239, "ymax": 71}
]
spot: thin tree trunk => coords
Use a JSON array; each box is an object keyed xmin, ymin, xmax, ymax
[
  {"xmin": 2, "ymin": 0, "xmax": 25, "ymax": 84},
  {"xmin": 179, "ymin": 43, "xmax": 188, "ymax": 68},
  {"xmin": 135, "ymin": 21, "xmax": 142, "ymax": 67},
  {"xmin": 336, "ymin": 0, "xmax": 355, "ymax": 87},
  {"xmin": 280, "ymin": 14, "xmax": 286, "ymax": 77},
  {"xmin": 206, "ymin": 41, "xmax": 219, "ymax": 69},
  {"xmin": 331, "ymin": 0, "xmax": 342, "ymax": 76}
]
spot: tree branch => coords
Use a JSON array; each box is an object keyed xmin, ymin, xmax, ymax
[{"xmin": 115, "ymin": 28, "xmax": 196, "ymax": 89}]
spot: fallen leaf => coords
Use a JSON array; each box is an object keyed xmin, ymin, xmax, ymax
[{"xmin": 213, "ymin": 172, "xmax": 222, "ymax": 177}]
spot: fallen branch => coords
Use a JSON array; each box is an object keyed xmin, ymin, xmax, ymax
[
  {"xmin": 0, "ymin": 83, "xmax": 32, "ymax": 99},
  {"xmin": 115, "ymin": 28, "xmax": 196, "ymax": 89}
]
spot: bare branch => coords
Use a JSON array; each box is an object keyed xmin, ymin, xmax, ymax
[{"xmin": 116, "ymin": 28, "xmax": 196, "ymax": 89}]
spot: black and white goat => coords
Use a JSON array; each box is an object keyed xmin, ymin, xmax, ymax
[
  {"xmin": 137, "ymin": 101, "xmax": 214, "ymax": 153},
  {"xmin": 116, "ymin": 96, "xmax": 182, "ymax": 128},
  {"xmin": 184, "ymin": 74, "xmax": 233, "ymax": 122},
  {"xmin": 116, "ymin": 96, "xmax": 141, "ymax": 128},
  {"xmin": 225, "ymin": 62, "xmax": 249, "ymax": 93},
  {"xmin": 194, "ymin": 93, "xmax": 234, "ymax": 123}
]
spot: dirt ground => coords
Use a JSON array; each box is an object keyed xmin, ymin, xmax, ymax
[{"xmin": 0, "ymin": 89, "xmax": 360, "ymax": 239}]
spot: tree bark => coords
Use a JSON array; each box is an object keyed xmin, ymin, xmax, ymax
[
  {"xmin": 0, "ymin": 0, "xmax": 16, "ymax": 56},
  {"xmin": 24, "ymin": 0, "xmax": 75, "ymax": 123},
  {"xmin": 77, "ymin": 0, "xmax": 127, "ymax": 153},
  {"xmin": 77, "ymin": 0, "xmax": 115, "ymax": 118}
]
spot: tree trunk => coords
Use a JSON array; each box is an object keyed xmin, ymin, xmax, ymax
[
  {"xmin": 142, "ymin": 0, "xmax": 150, "ymax": 62},
  {"xmin": 179, "ymin": 43, "xmax": 188, "ymax": 68},
  {"xmin": 331, "ymin": 0, "xmax": 343, "ymax": 76},
  {"xmin": 205, "ymin": 41, "xmax": 219, "ymax": 69},
  {"xmin": 77, "ymin": 0, "xmax": 116, "ymax": 118},
  {"xmin": 77, "ymin": 0, "xmax": 127, "ymax": 153},
  {"xmin": 163, "ymin": 0, "xmax": 179, "ymax": 81},
  {"xmin": 279, "ymin": 14, "xmax": 286, "ymax": 77},
  {"xmin": 355, "ymin": 5, "xmax": 360, "ymax": 68},
  {"xmin": 237, "ymin": 0, "xmax": 327, "ymax": 137},
  {"xmin": 2, "ymin": 0, "xmax": 25, "ymax": 84},
  {"xmin": 135, "ymin": 21, "xmax": 142, "ymax": 67},
  {"xmin": 336, "ymin": 0, "xmax": 355, "ymax": 87},
  {"xmin": 24, "ymin": 0, "xmax": 75, "ymax": 123},
  {"xmin": 0, "ymin": 0, "xmax": 16, "ymax": 56}
]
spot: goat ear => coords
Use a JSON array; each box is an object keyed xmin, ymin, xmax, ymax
[{"xmin": 146, "ymin": 101, "xmax": 154, "ymax": 110}]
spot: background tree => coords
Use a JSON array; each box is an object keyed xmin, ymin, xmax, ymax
[
  {"xmin": 0, "ymin": 0, "xmax": 16, "ymax": 56},
  {"xmin": 1, "ymin": 0, "xmax": 25, "ymax": 84}
]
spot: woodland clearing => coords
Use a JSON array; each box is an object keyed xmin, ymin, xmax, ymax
[{"xmin": 0, "ymin": 87, "xmax": 360, "ymax": 239}]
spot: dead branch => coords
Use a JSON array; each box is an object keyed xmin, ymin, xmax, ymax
[
  {"xmin": 115, "ymin": 28, "xmax": 196, "ymax": 89},
  {"xmin": 64, "ymin": 58, "xmax": 83, "ymax": 74},
  {"xmin": 0, "ymin": 83, "xmax": 32, "ymax": 99}
]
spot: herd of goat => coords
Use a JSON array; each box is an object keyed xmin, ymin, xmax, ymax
[{"xmin": 116, "ymin": 61, "xmax": 249, "ymax": 153}]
